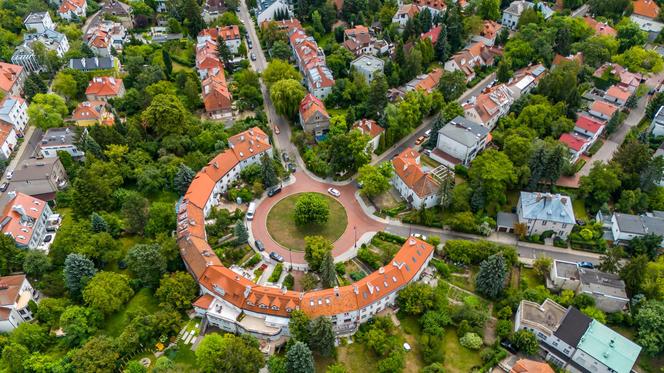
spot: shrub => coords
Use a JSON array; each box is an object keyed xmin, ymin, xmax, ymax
[
  {"xmin": 268, "ymin": 263, "xmax": 283, "ymax": 282},
  {"xmin": 349, "ymin": 271, "xmax": 365, "ymax": 281},
  {"xmin": 459, "ymin": 332, "xmax": 483, "ymax": 350},
  {"xmin": 283, "ymin": 273, "xmax": 294, "ymax": 290},
  {"xmin": 357, "ymin": 247, "xmax": 381, "ymax": 270},
  {"xmin": 375, "ymin": 231, "xmax": 407, "ymax": 245},
  {"xmin": 244, "ymin": 253, "xmax": 261, "ymax": 268},
  {"xmin": 496, "ymin": 319, "xmax": 513, "ymax": 339},
  {"xmin": 430, "ymin": 258, "xmax": 451, "ymax": 279}
]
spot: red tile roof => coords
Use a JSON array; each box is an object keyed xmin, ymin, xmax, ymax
[
  {"xmin": 0, "ymin": 62, "xmax": 23, "ymax": 94},
  {"xmin": 420, "ymin": 25, "xmax": 442, "ymax": 44},
  {"xmin": 575, "ymin": 115, "xmax": 604, "ymax": 134},
  {"xmin": 633, "ymin": 0, "xmax": 660, "ymax": 18},
  {"xmin": 590, "ymin": 100, "xmax": 618, "ymax": 117},
  {"xmin": 299, "ymin": 93, "xmax": 329, "ymax": 123},
  {"xmin": 192, "ymin": 294, "xmax": 214, "ymax": 309},
  {"xmin": 392, "ymin": 148, "xmax": 440, "ymax": 198},
  {"xmin": 413, "ymin": 0, "xmax": 447, "ymax": 11},
  {"xmin": 71, "ymin": 101, "xmax": 106, "ymax": 121},
  {"xmin": 560, "ymin": 133, "xmax": 588, "ymax": 152},
  {"xmin": 199, "ymin": 25, "xmax": 241, "ymax": 41},
  {"xmin": 479, "ymin": 20, "xmax": 502, "ymax": 41},
  {"xmin": 606, "ymin": 85, "xmax": 631, "ymax": 102},
  {"xmin": 202, "ymin": 70, "xmax": 232, "ymax": 113},
  {"xmin": 85, "ymin": 76, "xmax": 123, "ymax": 97},
  {"xmin": 0, "ymin": 274, "xmax": 27, "ymax": 307},
  {"xmin": 511, "ymin": 359, "xmax": 555, "ymax": 373},
  {"xmin": 58, "ymin": 0, "xmax": 86, "ymax": 14},
  {"xmin": 583, "ymin": 16, "xmax": 617, "ymax": 37},
  {"xmin": 0, "ymin": 192, "xmax": 48, "ymax": 247},
  {"xmin": 352, "ymin": 119, "xmax": 384, "ymax": 139}
]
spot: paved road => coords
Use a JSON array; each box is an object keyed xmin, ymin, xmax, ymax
[
  {"xmin": 238, "ymin": 1, "xmax": 267, "ymax": 73},
  {"xmin": 1, "ymin": 127, "xmax": 42, "ymax": 184}
]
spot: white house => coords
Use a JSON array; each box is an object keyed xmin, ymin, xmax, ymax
[
  {"xmin": 391, "ymin": 148, "xmax": 441, "ymax": 209},
  {"xmin": 23, "ymin": 12, "xmax": 55, "ymax": 33},
  {"xmin": 501, "ymin": 1, "xmax": 554, "ymax": 30},
  {"xmin": 463, "ymin": 84, "xmax": 514, "ymax": 130},
  {"xmin": 11, "ymin": 30, "xmax": 70, "ymax": 72},
  {"xmin": 630, "ymin": 0, "xmax": 664, "ymax": 40},
  {"xmin": 649, "ymin": 105, "xmax": 664, "ymax": 137},
  {"xmin": 0, "ymin": 124, "xmax": 17, "ymax": 160},
  {"xmin": 39, "ymin": 127, "xmax": 86, "ymax": 159},
  {"xmin": 574, "ymin": 115, "xmax": 605, "ymax": 146},
  {"xmin": 430, "ymin": 116, "xmax": 489, "ymax": 168},
  {"xmin": 0, "ymin": 96, "xmax": 29, "ymax": 135},
  {"xmin": 0, "ymin": 191, "xmax": 54, "ymax": 249},
  {"xmin": 588, "ymin": 100, "xmax": 618, "ymax": 121},
  {"xmin": 0, "ymin": 275, "xmax": 40, "ymax": 333},
  {"xmin": 517, "ymin": 192, "xmax": 576, "ymax": 238},
  {"xmin": 392, "ymin": 4, "xmax": 420, "ymax": 27},
  {"xmin": 559, "ymin": 133, "xmax": 589, "ymax": 163},
  {"xmin": 256, "ymin": 0, "xmax": 292, "ymax": 24},
  {"xmin": 352, "ymin": 119, "xmax": 384, "ymax": 153},
  {"xmin": 198, "ymin": 25, "xmax": 242, "ymax": 54},
  {"xmin": 598, "ymin": 211, "xmax": 664, "ymax": 246},
  {"xmin": 350, "ymin": 55, "xmax": 384, "ymax": 83},
  {"xmin": 58, "ymin": 0, "xmax": 87, "ymax": 20}
]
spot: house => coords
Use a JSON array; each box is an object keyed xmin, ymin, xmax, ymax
[
  {"xmin": 8, "ymin": 157, "xmax": 68, "ymax": 202},
  {"xmin": 342, "ymin": 25, "xmax": 389, "ymax": 57},
  {"xmin": 198, "ymin": 25, "xmax": 242, "ymax": 54},
  {"xmin": 0, "ymin": 123, "xmax": 17, "ymax": 160},
  {"xmin": 350, "ymin": 55, "xmax": 384, "ymax": 83},
  {"xmin": 506, "ymin": 64, "xmax": 547, "ymax": 99},
  {"xmin": 598, "ymin": 211, "xmax": 664, "ymax": 246},
  {"xmin": 202, "ymin": 0, "xmax": 227, "ymax": 22},
  {"xmin": 11, "ymin": 30, "xmax": 70, "ymax": 72},
  {"xmin": 202, "ymin": 70, "xmax": 232, "ymax": 120},
  {"xmin": 430, "ymin": 116, "xmax": 489, "ymax": 168},
  {"xmin": 23, "ymin": 12, "xmax": 55, "ymax": 33},
  {"xmin": 392, "ymin": 148, "xmax": 441, "ymax": 209},
  {"xmin": 605, "ymin": 85, "xmax": 632, "ymax": 107},
  {"xmin": 68, "ymin": 56, "xmax": 119, "ymax": 72},
  {"xmin": 589, "ymin": 100, "xmax": 618, "ymax": 121},
  {"xmin": 155, "ymin": 0, "xmax": 168, "ymax": 12},
  {"xmin": 85, "ymin": 21, "xmax": 127, "ymax": 54},
  {"xmin": 630, "ymin": 0, "xmax": 663, "ymax": 40},
  {"xmin": 515, "ymin": 299, "xmax": 641, "ymax": 373},
  {"xmin": 0, "ymin": 63, "xmax": 26, "ymax": 97},
  {"xmin": 389, "ymin": 68, "xmax": 443, "ymax": 101},
  {"xmin": 256, "ymin": 0, "xmax": 292, "ymax": 24},
  {"xmin": 85, "ymin": 76, "xmax": 125, "ymax": 101},
  {"xmin": 0, "ymin": 96, "xmax": 28, "ymax": 135},
  {"xmin": 510, "ymin": 359, "xmax": 555, "ymax": 373},
  {"xmin": 289, "ymin": 27, "xmax": 335, "ymax": 99},
  {"xmin": 0, "ymin": 191, "xmax": 54, "ymax": 249},
  {"xmin": 71, "ymin": 101, "xmax": 114, "ymax": 127},
  {"xmin": 501, "ymin": 1, "xmax": 554, "ymax": 30},
  {"xmin": 58, "ymin": 0, "xmax": 87, "ymax": 20},
  {"xmin": 559, "ymin": 133, "xmax": 589, "ymax": 163},
  {"xmin": 298, "ymin": 93, "xmax": 330, "ymax": 138},
  {"xmin": 196, "ymin": 39, "xmax": 224, "ymax": 80},
  {"xmin": 463, "ymin": 84, "xmax": 514, "ymax": 129},
  {"xmin": 593, "ymin": 63, "xmax": 643, "ymax": 93},
  {"xmin": 574, "ymin": 115, "xmax": 604, "ymax": 147},
  {"xmin": 148, "ymin": 26, "xmax": 183, "ymax": 44},
  {"xmin": 649, "ymin": 105, "xmax": 664, "ymax": 136},
  {"xmin": 0, "ymin": 274, "xmax": 39, "ymax": 332},
  {"xmin": 101, "ymin": 0, "xmax": 133, "ymax": 28},
  {"xmin": 420, "ymin": 25, "xmax": 442, "ymax": 45},
  {"xmin": 352, "ymin": 119, "xmax": 384, "ymax": 152},
  {"xmin": 39, "ymin": 127, "xmax": 85, "ymax": 159},
  {"xmin": 548, "ymin": 260, "xmax": 629, "ymax": 313},
  {"xmin": 392, "ymin": 4, "xmax": 420, "ymax": 27},
  {"xmin": 444, "ymin": 41, "xmax": 497, "ymax": 82},
  {"xmin": 472, "ymin": 20, "xmax": 502, "ymax": 46},
  {"xmin": 412, "ymin": 0, "xmax": 447, "ymax": 16},
  {"xmin": 551, "ymin": 52, "xmax": 584, "ymax": 68},
  {"xmin": 517, "ymin": 192, "xmax": 576, "ymax": 238},
  {"xmin": 583, "ymin": 16, "xmax": 617, "ymax": 37}
]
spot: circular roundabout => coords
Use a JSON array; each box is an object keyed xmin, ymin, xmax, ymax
[{"xmin": 266, "ymin": 192, "xmax": 348, "ymax": 251}]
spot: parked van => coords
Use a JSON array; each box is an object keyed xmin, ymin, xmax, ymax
[{"xmin": 246, "ymin": 202, "xmax": 256, "ymax": 220}]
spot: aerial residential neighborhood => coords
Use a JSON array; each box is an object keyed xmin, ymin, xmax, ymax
[{"xmin": 0, "ymin": 0, "xmax": 662, "ymax": 372}]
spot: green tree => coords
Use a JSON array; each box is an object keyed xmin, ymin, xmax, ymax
[
  {"xmin": 326, "ymin": 363, "xmax": 348, "ymax": 373},
  {"xmin": 261, "ymin": 154, "xmax": 278, "ymax": 188},
  {"xmin": 71, "ymin": 160, "xmax": 123, "ymax": 217},
  {"xmin": 2, "ymin": 343, "xmax": 29, "ymax": 373},
  {"xmin": 477, "ymin": 0, "xmax": 500, "ymax": 20},
  {"xmin": 270, "ymin": 79, "xmax": 306, "ymax": 119},
  {"xmin": 146, "ymin": 202, "xmax": 176, "ymax": 237},
  {"xmin": 329, "ymin": 129, "xmax": 371, "ymax": 173},
  {"xmin": 309, "ymin": 317, "xmax": 335, "ymax": 356},
  {"xmin": 234, "ymin": 220, "xmax": 249, "ymax": 244},
  {"xmin": 581, "ymin": 306, "xmax": 607, "ymax": 323},
  {"xmin": 497, "ymin": 58, "xmax": 513, "ymax": 83},
  {"xmin": 616, "ymin": 18, "xmax": 648, "ymax": 52},
  {"xmin": 125, "ymin": 244, "xmax": 167, "ymax": 289},
  {"xmin": 90, "ymin": 212, "xmax": 108, "ymax": 233},
  {"xmin": 613, "ymin": 46, "xmax": 664, "ymax": 73},
  {"xmin": 459, "ymin": 332, "xmax": 483, "ymax": 350},
  {"xmin": 263, "ymin": 59, "xmax": 301, "ymax": 87},
  {"xmin": 304, "ymin": 236, "xmax": 333, "ymax": 271},
  {"xmin": 156, "ymin": 271, "xmax": 198, "ymax": 311},
  {"xmin": 71, "ymin": 336, "xmax": 119, "ymax": 373},
  {"xmin": 10, "ymin": 322, "xmax": 49, "ymax": 351},
  {"xmin": 357, "ymin": 163, "xmax": 393, "ymax": 197},
  {"xmin": 63, "ymin": 253, "xmax": 97, "ymax": 298},
  {"xmin": 23, "ymin": 73, "xmax": 48, "ymax": 100},
  {"xmin": 174, "ymin": 163, "xmax": 195, "ymax": 195},
  {"xmin": 634, "ymin": 300, "xmax": 664, "ymax": 356},
  {"xmin": 51, "ymin": 71, "xmax": 78, "ymax": 100},
  {"xmin": 289, "ymin": 310, "xmax": 312, "ymax": 343},
  {"xmin": 27, "ymin": 93, "xmax": 68, "ymax": 129},
  {"xmin": 598, "ymin": 246, "xmax": 625, "ymax": 274},
  {"xmin": 59, "ymin": 306, "xmax": 101, "ymax": 347},
  {"xmin": 439, "ymin": 70, "xmax": 466, "ymax": 101},
  {"xmin": 579, "ymin": 162, "xmax": 621, "ymax": 212},
  {"xmin": 268, "ymin": 355, "xmax": 287, "ymax": 373},
  {"xmin": 512, "ymin": 329, "xmax": 539, "ymax": 355},
  {"xmin": 122, "ymin": 192, "xmax": 149, "ymax": 235},
  {"xmin": 366, "ymin": 74, "xmax": 388, "ymax": 117},
  {"xmin": 397, "ymin": 282, "xmax": 434, "ymax": 315},
  {"xmin": 532, "ymin": 256, "xmax": 552, "ymax": 281},
  {"xmin": 141, "ymin": 94, "xmax": 189, "ymax": 137},
  {"xmin": 319, "ymin": 251, "xmax": 336, "ymax": 289},
  {"xmin": 295, "ymin": 194, "xmax": 330, "ymax": 226},
  {"xmin": 153, "ymin": 356, "xmax": 175, "ymax": 373},
  {"xmin": 35, "ymin": 297, "xmax": 70, "ymax": 329},
  {"xmin": 195, "ymin": 333, "xmax": 264, "ymax": 373},
  {"xmin": 22, "ymin": 250, "xmax": 51, "ymax": 279},
  {"xmin": 286, "ymin": 341, "xmax": 315, "ymax": 373},
  {"xmin": 469, "ymin": 150, "xmax": 516, "ymax": 211},
  {"xmin": 475, "ymin": 254, "xmax": 507, "ymax": 298},
  {"xmin": 83, "ymin": 272, "xmax": 134, "ymax": 315}
]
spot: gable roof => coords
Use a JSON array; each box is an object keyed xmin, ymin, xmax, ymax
[
  {"xmin": 590, "ymin": 100, "xmax": 618, "ymax": 117},
  {"xmin": 633, "ymin": 0, "xmax": 660, "ymax": 18},
  {"xmin": 559, "ymin": 133, "xmax": 588, "ymax": 152},
  {"xmin": 0, "ymin": 192, "xmax": 48, "ymax": 247},
  {"xmin": 395, "ymin": 4, "xmax": 420, "ymax": 18},
  {"xmin": 518, "ymin": 191, "xmax": 576, "ymax": 224},
  {"xmin": 0, "ymin": 274, "xmax": 27, "ymax": 306},
  {"xmin": 227, "ymin": 127, "xmax": 271, "ymax": 162},
  {"xmin": 72, "ymin": 101, "xmax": 106, "ymax": 121},
  {"xmin": 199, "ymin": 25, "xmax": 241, "ymax": 41},
  {"xmin": 420, "ymin": 25, "xmax": 442, "ymax": 44},
  {"xmin": 299, "ymin": 93, "xmax": 329, "ymax": 123},
  {"xmin": 352, "ymin": 119, "xmax": 384, "ymax": 139},
  {"xmin": 202, "ymin": 70, "xmax": 232, "ymax": 113},
  {"xmin": 58, "ymin": 0, "xmax": 86, "ymax": 14},
  {"xmin": 413, "ymin": 0, "xmax": 447, "ymax": 11},
  {"xmin": 439, "ymin": 116, "xmax": 489, "ymax": 147},
  {"xmin": 606, "ymin": 85, "xmax": 631, "ymax": 102},
  {"xmin": 583, "ymin": 16, "xmax": 617, "ymax": 37},
  {"xmin": 0, "ymin": 62, "xmax": 23, "ymax": 93},
  {"xmin": 392, "ymin": 148, "xmax": 440, "ymax": 198},
  {"xmin": 553, "ymin": 307, "xmax": 592, "ymax": 346},
  {"xmin": 511, "ymin": 359, "xmax": 555, "ymax": 373},
  {"xmin": 575, "ymin": 115, "xmax": 604, "ymax": 134},
  {"xmin": 85, "ymin": 76, "xmax": 123, "ymax": 97}
]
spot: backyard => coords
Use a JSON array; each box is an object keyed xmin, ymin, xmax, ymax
[
  {"xmin": 100, "ymin": 288, "xmax": 161, "ymax": 337},
  {"xmin": 266, "ymin": 192, "xmax": 348, "ymax": 250}
]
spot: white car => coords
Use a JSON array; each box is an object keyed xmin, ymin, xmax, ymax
[
  {"xmin": 410, "ymin": 233, "xmax": 427, "ymax": 241},
  {"xmin": 5, "ymin": 170, "xmax": 13, "ymax": 180},
  {"xmin": 327, "ymin": 187, "xmax": 340, "ymax": 197}
]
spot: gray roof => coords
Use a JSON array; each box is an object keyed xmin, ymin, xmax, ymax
[
  {"xmin": 504, "ymin": 1, "xmax": 554, "ymax": 18},
  {"xmin": 643, "ymin": 215, "xmax": 664, "ymax": 235},
  {"xmin": 554, "ymin": 260, "xmax": 579, "ymax": 279},
  {"xmin": 24, "ymin": 12, "xmax": 49, "ymax": 25},
  {"xmin": 553, "ymin": 307, "xmax": 592, "ymax": 347},
  {"xmin": 578, "ymin": 268, "xmax": 628, "ymax": 300},
  {"xmin": 11, "ymin": 157, "xmax": 60, "ymax": 182},
  {"xmin": 25, "ymin": 29, "xmax": 66, "ymax": 43},
  {"xmin": 41, "ymin": 127, "xmax": 79, "ymax": 148},
  {"xmin": 69, "ymin": 57, "xmax": 115, "ymax": 71},
  {"xmin": 439, "ymin": 116, "xmax": 489, "ymax": 147},
  {"xmin": 653, "ymin": 106, "xmax": 664, "ymax": 126},
  {"xmin": 351, "ymin": 55, "xmax": 384, "ymax": 72},
  {"xmin": 614, "ymin": 213, "xmax": 647, "ymax": 235},
  {"xmin": 8, "ymin": 179, "xmax": 57, "ymax": 199},
  {"xmin": 518, "ymin": 192, "xmax": 576, "ymax": 225},
  {"xmin": 496, "ymin": 212, "xmax": 518, "ymax": 229}
]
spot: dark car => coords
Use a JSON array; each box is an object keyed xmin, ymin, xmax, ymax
[
  {"xmin": 282, "ymin": 152, "xmax": 289, "ymax": 162},
  {"xmin": 269, "ymin": 251, "xmax": 284, "ymax": 262},
  {"xmin": 267, "ymin": 186, "xmax": 282, "ymax": 197},
  {"xmin": 0, "ymin": 182, "xmax": 7, "ymax": 192},
  {"xmin": 577, "ymin": 261, "xmax": 594, "ymax": 269},
  {"xmin": 255, "ymin": 239, "xmax": 265, "ymax": 252},
  {"xmin": 250, "ymin": 52, "xmax": 257, "ymax": 61},
  {"xmin": 288, "ymin": 163, "xmax": 296, "ymax": 172},
  {"xmin": 500, "ymin": 340, "xmax": 517, "ymax": 354},
  {"xmin": 43, "ymin": 234, "xmax": 53, "ymax": 243}
]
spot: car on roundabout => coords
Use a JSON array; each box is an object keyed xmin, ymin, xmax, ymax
[
  {"xmin": 269, "ymin": 251, "xmax": 284, "ymax": 262},
  {"xmin": 327, "ymin": 187, "xmax": 340, "ymax": 197}
]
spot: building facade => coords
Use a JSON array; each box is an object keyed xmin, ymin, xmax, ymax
[
  {"xmin": 0, "ymin": 275, "xmax": 40, "ymax": 332},
  {"xmin": 517, "ymin": 192, "xmax": 576, "ymax": 238}
]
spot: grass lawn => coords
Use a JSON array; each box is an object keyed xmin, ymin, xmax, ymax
[
  {"xmin": 572, "ymin": 199, "xmax": 588, "ymax": 220},
  {"xmin": 170, "ymin": 341, "xmax": 198, "ymax": 371},
  {"xmin": 100, "ymin": 288, "xmax": 160, "ymax": 337},
  {"xmin": 266, "ymin": 192, "xmax": 347, "ymax": 251},
  {"xmin": 443, "ymin": 328, "xmax": 484, "ymax": 373},
  {"xmin": 421, "ymin": 154, "xmax": 440, "ymax": 168},
  {"xmin": 520, "ymin": 267, "xmax": 544, "ymax": 288},
  {"xmin": 172, "ymin": 61, "xmax": 194, "ymax": 73},
  {"xmin": 327, "ymin": 108, "xmax": 348, "ymax": 118}
]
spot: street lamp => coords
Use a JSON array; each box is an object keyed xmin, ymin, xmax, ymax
[{"xmin": 354, "ymin": 226, "xmax": 357, "ymax": 248}]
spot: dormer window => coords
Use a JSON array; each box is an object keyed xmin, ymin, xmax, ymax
[{"xmin": 271, "ymin": 305, "xmax": 279, "ymax": 311}]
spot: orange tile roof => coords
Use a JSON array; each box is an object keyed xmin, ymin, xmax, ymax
[
  {"xmin": 552, "ymin": 52, "xmax": 584, "ymax": 67},
  {"xmin": 583, "ymin": 16, "xmax": 617, "ymax": 37},
  {"xmin": 58, "ymin": 0, "xmax": 86, "ymax": 14},
  {"xmin": 176, "ymin": 200, "xmax": 207, "ymax": 240},
  {"xmin": 227, "ymin": 127, "xmax": 271, "ymax": 162},
  {"xmin": 0, "ymin": 274, "xmax": 27, "ymax": 306},
  {"xmin": 633, "ymin": 0, "xmax": 660, "ymax": 18},
  {"xmin": 559, "ymin": 133, "xmax": 588, "ymax": 152},
  {"xmin": 479, "ymin": 20, "xmax": 502, "ymax": 40},
  {"xmin": 392, "ymin": 148, "xmax": 440, "ymax": 198},
  {"xmin": 396, "ymin": 4, "xmax": 420, "ymax": 18},
  {"xmin": 202, "ymin": 70, "xmax": 232, "ymax": 113},
  {"xmin": 199, "ymin": 25, "xmax": 241, "ymax": 41},
  {"xmin": 184, "ymin": 173, "xmax": 216, "ymax": 209},
  {"xmin": 0, "ymin": 62, "xmax": 23, "ymax": 94},
  {"xmin": 352, "ymin": 119, "xmax": 384, "ymax": 139},
  {"xmin": 413, "ymin": 0, "xmax": 447, "ymax": 11},
  {"xmin": 590, "ymin": 100, "xmax": 618, "ymax": 117},
  {"xmin": 415, "ymin": 68, "xmax": 443, "ymax": 92},
  {"xmin": 71, "ymin": 101, "xmax": 106, "ymax": 121},
  {"xmin": 0, "ymin": 192, "xmax": 48, "ymax": 247},
  {"xmin": 511, "ymin": 359, "xmax": 555, "ymax": 373},
  {"xmin": 85, "ymin": 76, "xmax": 123, "ymax": 97},
  {"xmin": 606, "ymin": 85, "xmax": 631, "ymax": 102},
  {"xmin": 192, "ymin": 294, "xmax": 214, "ymax": 309},
  {"xmin": 196, "ymin": 40, "xmax": 224, "ymax": 73},
  {"xmin": 88, "ymin": 29, "xmax": 110, "ymax": 48},
  {"xmin": 299, "ymin": 93, "xmax": 329, "ymax": 123}
]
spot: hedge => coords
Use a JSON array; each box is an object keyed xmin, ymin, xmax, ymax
[
  {"xmin": 268, "ymin": 263, "xmax": 283, "ymax": 282},
  {"xmin": 244, "ymin": 253, "xmax": 261, "ymax": 268},
  {"xmin": 443, "ymin": 240, "xmax": 518, "ymax": 265},
  {"xmin": 375, "ymin": 231, "xmax": 407, "ymax": 245}
]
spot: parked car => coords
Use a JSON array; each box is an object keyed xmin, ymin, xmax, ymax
[
  {"xmin": 254, "ymin": 239, "xmax": 265, "ymax": 252},
  {"xmin": 274, "ymin": 125, "xmax": 280, "ymax": 134},
  {"xmin": 415, "ymin": 136, "xmax": 426, "ymax": 145},
  {"xmin": 267, "ymin": 186, "xmax": 282, "ymax": 197},
  {"xmin": 424, "ymin": 149, "xmax": 432, "ymax": 156},
  {"xmin": 43, "ymin": 234, "xmax": 53, "ymax": 243},
  {"xmin": 410, "ymin": 233, "xmax": 427, "ymax": 241},
  {"xmin": 270, "ymin": 251, "xmax": 284, "ymax": 262},
  {"xmin": 500, "ymin": 340, "xmax": 517, "ymax": 354},
  {"xmin": 577, "ymin": 261, "xmax": 594, "ymax": 269},
  {"xmin": 5, "ymin": 170, "xmax": 13, "ymax": 180},
  {"xmin": 288, "ymin": 163, "xmax": 296, "ymax": 172},
  {"xmin": 282, "ymin": 152, "xmax": 289, "ymax": 162},
  {"xmin": 250, "ymin": 52, "xmax": 256, "ymax": 61},
  {"xmin": 0, "ymin": 182, "xmax": 7, "ymax": 192},
  {"xmin": 327, "ymin": 187, "xmax": 340, "ymax": 197},
  {"xmin": 247, "ymin": 40, "xmax": 253, "ymax": 49},
  {"xmin": 424, "ymin": 129, "xmax": 432, "ymax": 137}
]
